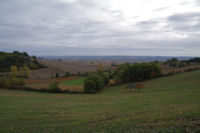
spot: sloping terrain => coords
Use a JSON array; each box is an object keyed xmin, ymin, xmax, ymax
[{"xmin": 0, "ymin": 70, "xmax": 200, "ymax": 133}]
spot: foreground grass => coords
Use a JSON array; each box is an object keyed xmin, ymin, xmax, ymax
[
  {"xmin": 0, "ymin": 71, "xmax": 200, "ymax": 133},
  {"xmin": 60, "ymin": 78, "xmax": 86, "ymax": 86}
]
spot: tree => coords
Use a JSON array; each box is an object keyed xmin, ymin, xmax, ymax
[
  {"xmin": 48, "ymin": 81, "xmax": 61, "ymax": 92},
  {"xmin": 10, "ymin": 65, "xmax": 18, "ymax": 77},
  {"xmin": 84, "ymin": 80, "xmax": 96, "ymax": 93},
  {"xmin": 23, "ymin": 65, "xmax": 30, "ymax": 78},
  {"xmin": 103, "ymin": 74, "xmax": 109, "ymax": 86},
  {"xmin": 114, "ymin": 62, "xmax": 162, "ymax": 83},
  {"xmin": 65, "ymin": 72, "xmax": 71, "ymax": 77},
  {"xmin": 84, "ymin": 73, "xmax": 104, "ymax": 93},
  {"xmin": 55, "ymin": 73, "xmax": 59, "ymax": 78},
  {"xmin": 97, "ymin": 64, "xmax": 105, "ymax": 74}
]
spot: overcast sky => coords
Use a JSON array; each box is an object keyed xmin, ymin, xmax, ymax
[{"xmin": 0, "ymin": 0, "xmax": 200, "ymax": 56}]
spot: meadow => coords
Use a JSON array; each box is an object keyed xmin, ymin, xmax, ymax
[
  {"xmin": 0, "ymin": 70, "xmax": 200, "ymax": 133},
  {"xmin": 60, "ymin": 78, "xmax": 86, "ymax": 86}
]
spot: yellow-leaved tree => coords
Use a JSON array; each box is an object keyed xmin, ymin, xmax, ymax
[
  {"xmin": 10, "ymin": 65, "xmax": 18, "ymax": 77},
  {"xmin": 23, "ymin": 65, "xmax": 30, "ymax": 78}
]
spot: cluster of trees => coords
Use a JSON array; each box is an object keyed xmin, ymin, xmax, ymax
[
  {"xmin": 114, "ymin": 62, "xmax": 162, "ymax": 84},
  {"xmin": 165, "ymin": 57, "xmax": 200, "ymax": 68},
  {"xmin": 0, "ymin": 77, "xmax": 25, "ymax": 89},
  {"xmin": 83, "ymin": 63, "xmax": 161, "ymax": 93},
  {"xmin": 10, "ymin": 65, "xmax": 30, "ymax": 78},
  {"xmin": 0, "ymin": 65, "xmax": 26, "ymax": 89},
  {"xmin": 84, "ymin": 64, "xmax": 109, "ymax": 93},
  {"xmin": 0, "ymin": 51, "xmax": 46, "ymax": 72},
  {"xmin": 52, "ymin": 71, "xmax": 89, "ymax": 78}
]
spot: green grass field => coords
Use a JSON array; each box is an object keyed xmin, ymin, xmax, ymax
[
  {"xmin": 60, "ymin": 78, "xmax": 86, "ymax": 86},
  {"xmin": 0, "ymin": 70, "xmax": 200, "ymax": 133}
]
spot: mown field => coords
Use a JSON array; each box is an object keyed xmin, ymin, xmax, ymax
[{"xmin": 0, "ymin": 70, "xmax": 200, "ymax": 133}]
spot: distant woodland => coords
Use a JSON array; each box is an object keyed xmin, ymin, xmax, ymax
[{"xmin": 0, "ymin": 51, "xmax": 46, "ymax": 72}]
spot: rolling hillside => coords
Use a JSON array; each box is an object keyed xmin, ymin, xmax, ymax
[{"xmin": 0, "ymin": 70, "xmax": 200, "ymax": 133}]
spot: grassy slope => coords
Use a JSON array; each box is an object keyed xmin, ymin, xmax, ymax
[
  {"xmin": 0, "ymin": 70, "xmax": 200, "ymax": 133},
  {"xmin": 60, "ymin": 78, "xmax": 86, "ymax": 86}
]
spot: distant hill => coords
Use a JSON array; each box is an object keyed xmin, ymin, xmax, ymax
[
  {"xmin": 41, "ymin": 56, "xmax": 193, "ymax": 62},
  {"xmin": 0, "ymin": 51, "xmax": 46, "ymax": 72}
]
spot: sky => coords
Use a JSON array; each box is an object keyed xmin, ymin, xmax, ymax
[{"xmin": 0, "ymin": 0, "xmax": 200, "ymax": 56}]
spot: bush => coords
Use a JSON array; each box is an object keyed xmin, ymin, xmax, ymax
[
  {"xmin": 84, "ymin": 80, "xmax": 96, "ymax": 93},
  {"xmin": 11, "ymin": 78, "xmax": 25, "ymax": 87},
  {"xmin": 84, "ymin": 73, "xmax": 104, "ymax": 93},
  {"xmin": 4, "ymin": 79, "xmax": 12, "ymax": 89},
  {"xmin": 55, "ymin": 73, "xmax": 59, "ymax": 78},
  {"xmin": 48, "ymin": 81, "xmax": 61, "ymax": 92},
  {"xmin": 64, "ymin": 72, "xmax": 71, "ymax": 77},
  {"xmin": 0, "ymin": 77, "xmax": 25, "ymax": 89},
  {"xmin": 103, "ymin": 74, "xmax": 109, "ymax": 86}
]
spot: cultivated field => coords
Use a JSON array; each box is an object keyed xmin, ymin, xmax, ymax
[
  {"xmin": 29, "ymin": 60, "xmax": 97, "ymax": 79},
  {"xmin": 25, "ymin": 76, "xmax": 84, "ymax": 92},
  {"xmin": 0, "ymin": 70, "xmax": 200, "ymax": 133}
]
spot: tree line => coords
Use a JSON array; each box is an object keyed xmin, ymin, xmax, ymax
[
  {"xmin": 0, "ymin": 51, "xmax": 46, "ymax": 72},
  {"xmin": 83, "ymin": 62, "xmax": 162, "ymax": 93},
  {"xmin": 114, "ymin": 62, "xmax": 162, "ymax": 84},
  {"xmin": 165, "ymin": 57, "xmax": 200, "ymax": 67}
]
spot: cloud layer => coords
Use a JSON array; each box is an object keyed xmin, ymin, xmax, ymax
[{"xmin": 0, "ymin": 0, "xmax": 200, "ymax": 56}]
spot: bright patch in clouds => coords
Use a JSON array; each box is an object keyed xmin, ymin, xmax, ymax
[{"xmin": 0, "ymin": 0, "xmax": 200, "ymax": 56}]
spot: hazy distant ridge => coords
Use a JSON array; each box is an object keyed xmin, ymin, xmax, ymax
[{"xmin": 40, "ymin": 56, "xmax": 193, "ymax": 62}]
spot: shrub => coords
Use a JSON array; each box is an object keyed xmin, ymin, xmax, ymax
[
  {"xmin": 11, "ymin": 78, "xmax": 25, "ymax": 87},
  {"xmin": 82, "ymin": 72, "xmax": 89, "ymax": 77},
  {"xmin": 64, "ymin": 72, "xmax": 71, "ymax": 77},
  {"xmin": 0, "ymin": 77, "xmax": 25, "ymax": 89},
  {"xmin": 84, "ymin": 80, "xmax": 96, "ymax": 93},
  {"xmin": 84, "ymin": 73, "xmax": 104, "ymax": 93},
  {"xmin": 48, "ymin": 81, "xmax": 61, "ymax": 92},
  {"xmin": 55, "ymin": 73, "xmax": 59, "ymax": 78},
  {"xmin": 103, "ymin": 74, "xmax": 109, "ymax": 86},
  {"xmin": 4, "ymin": 79, "xmax": 12, "ymax": 89}
]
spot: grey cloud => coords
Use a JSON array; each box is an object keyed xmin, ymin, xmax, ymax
[
  {"xmin": 0, "ymin": 0, "xmax": 200, "ymax": 56},
  {"xmin": 167, "ymin": 12, "xmax": 200, "ymax": 32},
  {"xmin": 168, "ymin": 12, "xmax": 200, "ymax": 22}
]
